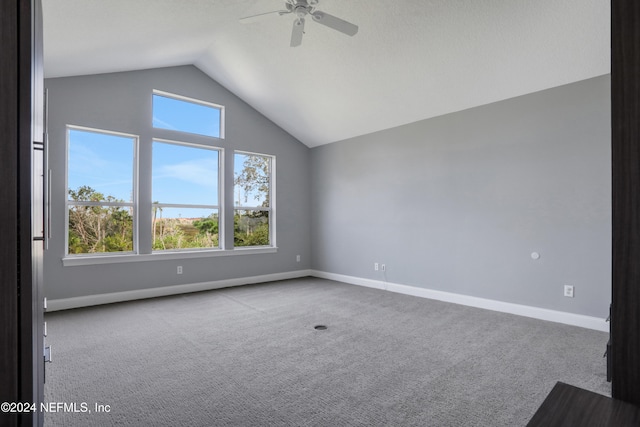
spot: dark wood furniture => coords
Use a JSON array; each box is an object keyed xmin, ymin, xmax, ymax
[{"xmin": 527, "ymin": 382, "xmax": 640, "ymax": 427}]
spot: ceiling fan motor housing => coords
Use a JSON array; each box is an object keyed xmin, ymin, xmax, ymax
[
  {"xmin": 243, "ymin": 0, "xmax": 358, "ymax": 46},
  {"xmin": 291, "ymin": 0, "xmax": 315, "ymax": 18},
  {"xmin": 295, "ymin": 6, "xmax": 308, "ymax": 18}
]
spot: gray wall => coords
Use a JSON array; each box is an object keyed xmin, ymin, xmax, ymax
[
  {"xmin": 44, "ymin": 65, "xmax": 311, "ymax": 300},
  {"xmin": 46, "ymin": 67, "xmax": 611, "ymax": 319},
  {"xmin": 310, "ymin": 75, "xmax": 611, "ymax": 318}
]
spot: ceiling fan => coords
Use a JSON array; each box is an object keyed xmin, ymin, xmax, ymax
[{"xmin": 240, "ymin": 0, "xmax": 358, "ymax": 47}]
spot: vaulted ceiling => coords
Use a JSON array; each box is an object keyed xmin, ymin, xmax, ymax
[{"xmin": 43, "ymin": 0, "xmax": 610, "ymax": 147}]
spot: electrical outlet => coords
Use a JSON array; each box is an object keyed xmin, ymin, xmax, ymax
[
  {"xmin": 374, "ymin": 263, "xmax": 379, "ymax": 271},
  {"xmin": 296, "ymin": 255, "xmax": 301, "ymax": 262},
  {"xmin": 564, "ymin": 285, "xmax": 574, "ymax": 298},
  {"xmin": 177, "ymin": 266, "xmax": 183, "ymax": 275},
  {"xmin": 381, "ymin": 264, "xmax": 386, "ymax": 272}
]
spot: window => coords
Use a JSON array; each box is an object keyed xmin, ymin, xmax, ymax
[
  {"xmin": 152, "ymin": 91, "xmax": 224, "ymax": 138},
  {"xmin": 234, "ymin": 152, "xmax": 274, "ymax": 247},
  {"xmin": 63, "ymin": 90, "xmax": 276, "ymax": 265},
  {"xmin": 152, "ymin": 140, "xmax": 221, "ymax": 251},
  {"xmin": 66, "ymin": 127, "xmax": 137, "ymax": 255}
]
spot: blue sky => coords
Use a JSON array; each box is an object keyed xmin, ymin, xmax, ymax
[
  {"xmin": 67, "ymin": 129, "xmax": 134, "ymax": 202},
  {"xmin": 68, "ymin": 131, "xmax": 266, "ymax": 220},
  {"xmin": 68, "ymin": 94, "xmax": 266, "ymax": 220},
  {"xmin": 152, "ymin": 141, "xmax": 218, "ymax": 207},
  {"xmin": 152, "ymin": 94, "xmax": 220, "ymax": 137}
]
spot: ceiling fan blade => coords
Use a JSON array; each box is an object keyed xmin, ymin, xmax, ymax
[
  {"xmin": 310, "ymin": 11, "xmax": 358, "ymax": 36},
  {"xmin": 290, "ymin": 18, "xmax": 305, "ymax": 47},
  {"xmin": 240, "ymin": 10, "xmax": 290, "ymax": 24}
]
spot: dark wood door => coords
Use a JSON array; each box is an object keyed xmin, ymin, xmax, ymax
[
  {"xmin": 0, "ymin": 0, "xmax": 45, "ymax": 426},
  {"xmin": 611, "ymin": 0, "xmax": 640, "ymax": 407}
]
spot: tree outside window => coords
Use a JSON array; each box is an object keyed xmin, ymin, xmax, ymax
[{"xmin": 234, "ymin": 152, "xmax": 273, "ymax": 247}]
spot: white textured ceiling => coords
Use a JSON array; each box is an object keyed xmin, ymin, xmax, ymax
[{"xmin": 43, "ymin": 0, "xmax": 610, "ymax": 147}]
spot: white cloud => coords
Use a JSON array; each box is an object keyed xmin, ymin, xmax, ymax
[{"xmin": 157, "ymin": 158, "xmax": 218, "ymax": 189}]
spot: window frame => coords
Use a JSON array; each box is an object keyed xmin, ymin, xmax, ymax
[
  {"xmin": 61, "ymin": 91, "xmax": 279, "ymax": 267},
  {"xmin": 65, "ymin": 125, "xmax": 139, "ymax": 257},
  {"xmin": 233, "ymin": 150, "xmax": 276, "ymax": 248},
  {"xmin": 151, "ymin": 138, "xmax": 224, "ymax": 253},
  {"xmin": 152, "ymin": 89, "xmax": 225, "ymax": 139}
]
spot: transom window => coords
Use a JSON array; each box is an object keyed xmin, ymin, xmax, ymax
[{"xmin": 152, "ymin": 90, "xmax": 224, "ymax": 138}]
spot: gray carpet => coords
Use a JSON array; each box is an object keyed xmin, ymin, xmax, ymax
[{"xmin": 43, "ymin": 277, "xmax": 610, "ymax": 426}]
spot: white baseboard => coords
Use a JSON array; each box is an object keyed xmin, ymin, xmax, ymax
[
  {"xmin": 46, "ymin": 269, "xmax": 313, "ymax": 312},
  {"xmin": 47, "ymin": 268, "xmax": 609, "ymax": 332},
  {"xmin": 310, "ymin": 270, "xmax": 609, "ymax": 332}
]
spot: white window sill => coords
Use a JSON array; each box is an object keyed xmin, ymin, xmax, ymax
[{"xmin": 62, "ymin": 247, "xmax": 277, "ymax": 267}]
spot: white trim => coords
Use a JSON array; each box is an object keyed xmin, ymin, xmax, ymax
[
  {"xmin": 47, "ymin": 269, "xmax": 312, "ymax": 312},
  {"xmin": 151, "ymin": 203, "xmax": 218, "ymax": 210},
  {"xmin": 270, "ymin": 151, "xmax": 276, "ymax": 248},
  {"xmin": 47, "ymin": 268, "xmax": 608, "ymax": 332},
  {"xmin": 133, "ymin": 135, "xmax": 140, "ymax": 264},
  {"xmin": 62, "ymin": 246, "xmax": 277, "ymax": 266},
  {"xmin": 310, "ymin": 270, "xmax": 609, "ymax": 332},
  {"xmin": 153, "ymin": 137, "xmax": 223, "ymax": 151},
  {"xmin": 66, "ymin": 124, "xmax": 139, "ymax": 139},
  {"xmin": 218, "ymin": 148, "xmax": 225, "ymax": 249}
]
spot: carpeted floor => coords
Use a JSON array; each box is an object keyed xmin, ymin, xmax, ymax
[{"xmin": 43, "ymin": 277, "xmax": 610, "ymax": 426}]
